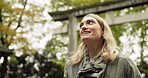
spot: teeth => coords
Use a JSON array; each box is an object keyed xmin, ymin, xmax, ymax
[{"xmin": 84, "ymin": 32, "xmax": 89, "ymax": 34}]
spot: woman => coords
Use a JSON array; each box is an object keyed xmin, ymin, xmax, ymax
[{"xmin": 64, "ymin": 14, "xmax": 141, "ymax": 78}]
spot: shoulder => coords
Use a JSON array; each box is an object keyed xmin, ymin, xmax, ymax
[
  {"xmin": 111, "ymin": 53, "xmax": 136, "ymax": 68},
  {"xmin": 65, "ymin": 60, "xmax": 71, "ymax": 67},
  {"xmin": 117, "ymin": 54, "xmax": 142, "ymax": 78},
  {"xmin": 115, "ymin": 53, "xmax": 139, "ymax": 71},
  {"xmin": 118, "ymin": 53, "xmax": 131, "ymax": 60},
  {"xmin": 64, "ymin": 59, "xmax": 84, "ymax": 78},
  {"xmin": 106, "ymin": 53, "xmax": 141, "ymax": 78},
  {"xmin": 117, "ymin": 53, "xmax": 134, "ymax": 63},
  {"xmin": 118, "ymin": 53, "xmax": 137, "ymax": 65}
]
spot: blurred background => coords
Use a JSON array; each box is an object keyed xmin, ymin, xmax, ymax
[{"xmin": 0, "ymin": 0, "xmax": 147, "ymax": 78}]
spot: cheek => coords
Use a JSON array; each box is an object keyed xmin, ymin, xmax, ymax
[
  {"xmin": 95, "ymin": 31, "xmax": 102, "ymax": 37},
  {"xmin": 79, "ymin": 30, "xmax": 82, "ymax": 35},
  {"xmin": 93, "ymin": 25, "xmax": 102, "ymax": 32},
  {"xmin": 93, "ymin": 27, "xmax": 103, "ymax": 36}
]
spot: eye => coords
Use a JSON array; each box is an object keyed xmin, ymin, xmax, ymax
[
  {"xmin": 79, "ymin": 23, "xmax": 83, "ymax": 28},
  {"xmin": 86, "ymin": 20, "xmax": 93, "ymax": 25}
]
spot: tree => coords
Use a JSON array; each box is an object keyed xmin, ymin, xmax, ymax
[
  {"xmin": 0, "ymin": 0, "xmax": 52, "ymax": 53},
  {"xmin": 7, "ymin": 51, "xmax": 65, "ymax": 78},
  {"xmin": 45, "ymin": 34, "xmax": 68, "ymax": 61},
  {"xmin": 50, "ymin": 0, "xmax": 118, "ymax": 11},
  {"xmin": 0, "ymin": 0, "xmax": 61, "ymax": 77},
  {"xmin": 7, "ymin": 34, "xmax": 67, "ymax": 78},
  {"xmin": 0, "ymin": 0, "xmax": 33, "ymax": 53}
]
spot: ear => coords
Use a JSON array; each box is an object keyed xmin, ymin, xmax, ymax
[
  {"xmin": 101, "ymin": 31, "xmax": 104, "ymax": 35},
  {"xmin": 102, "ymin": 31, "xmax": 105, "ymax": 39}
]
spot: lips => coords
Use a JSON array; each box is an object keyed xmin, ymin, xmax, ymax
[{"xmin": 81, "ymin": 31, "xmax": 91, "ymax": 35}]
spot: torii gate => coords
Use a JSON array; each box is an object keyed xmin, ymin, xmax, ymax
[
  {"xmin": 49, "ymin": 0, "xmax": 148, "ymax": 52},
  {"xmin": 0, "ymin": 45, "xmax": 13, "ymax": 78}
]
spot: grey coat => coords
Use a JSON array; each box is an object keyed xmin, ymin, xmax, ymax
[{"xmin": 64, "ymin": 53, "xmax": 141, "ymax": 78}]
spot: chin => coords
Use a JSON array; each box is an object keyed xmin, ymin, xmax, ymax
[
  {"xmin": 81, "ymin": 37, "xmax": 90, "ymax": 40},
  {"xmin": 81, "ymin": 37, "xmax": 91, "ymax": 42}
]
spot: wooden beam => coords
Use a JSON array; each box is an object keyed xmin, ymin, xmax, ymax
[
  {"xmin": 68, "ymin": 14, "xmax": 77, "ymax": 52},
  {"xmin": 49, "ymin": 0, "xmax": 148, "ymax": 21},
  {"xmin": 53, "ymin": 10, "xmax": 148, "ymax": 34},
  {"xmin": 113, "ymin": 10, "xmax": 148, "ymax": 25},
  {"xmin": 106, "ymin": 9, "xmax": 148, "ymax": 25}
]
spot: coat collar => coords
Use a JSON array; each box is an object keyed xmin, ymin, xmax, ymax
[{"xmin": 77, "ymin": 52, "xmax": 108, "ymax": 78}]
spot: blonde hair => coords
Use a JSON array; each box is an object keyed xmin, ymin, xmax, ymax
[{"xmin": 70, "ymin": 14, "xmax": 119, "ymax": 65}]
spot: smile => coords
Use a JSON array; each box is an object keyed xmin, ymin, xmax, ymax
[{"xmin": 82, "ymin": 31, "xmax": 91, "ymax": 35}]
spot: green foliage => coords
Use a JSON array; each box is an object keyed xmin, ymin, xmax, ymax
[
  {"xmin": 50, "ymin": 0, "xmax": 121, "ymax": 11},
  {"xmin": 1, "ymin": 0, "xmax": 66, "ymax": 77},
  {"xmin": 115, "ymin": 5, "xmax": 148, "ymax": 16},
  {"xmin": 0, "ymin": 0, "xmax": 51, "ymax": 53},
  {"xmin": 7, "ymin": 52, "xmax": 65, "ymax": 78},
  {"xmin": 45, "ymin": 34, "xmax": 68, "ymax": 59},
  {"xmin": 0, "ymin": 0, "xmax": 31, "ymax": 51},
  {"xmin": 111, "ymin": 24, "xmax": 126, "ymax": 46}
]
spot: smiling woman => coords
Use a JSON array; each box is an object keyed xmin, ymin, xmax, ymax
[
  {"xmin": 79, "ymin": 16, "xmax": 103, "ymax": 46},
  {"xmin": 64, "ymin": 13, "xmax": 141, "ymax": 78}
]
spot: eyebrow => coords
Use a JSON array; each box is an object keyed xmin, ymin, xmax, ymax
[
  {"xmin": 81, "ymin": 19, "xmax": 96, "ymax": 23},
  {"xmin": 79, "ymin": 19, "xmax": 96, "ymax": 28},
  {"xmin": 80, "ymin": 19, "xmax": 96, "ymax": 26}
]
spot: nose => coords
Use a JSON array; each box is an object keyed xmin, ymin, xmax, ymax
[{"xmin": 80, "ymin": 23, "xmax": 88, "ymax": 30}]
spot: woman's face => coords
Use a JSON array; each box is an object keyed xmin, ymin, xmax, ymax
[{"xmin": 79, "ymin": 16, "xmax": 103, "ymax": 42}]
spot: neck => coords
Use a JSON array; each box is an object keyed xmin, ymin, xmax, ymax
[{"xmin": 86, "ymin": 39, "xmax": 104, "ymax": 59}]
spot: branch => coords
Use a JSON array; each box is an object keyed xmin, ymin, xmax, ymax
[
  {"xmin": 0, "ymin": 9, "xmax": 2, "ymax": 23},
  {"xmin": 15, "ymin": 0, "xmax": 28, "ymax": 30}
]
